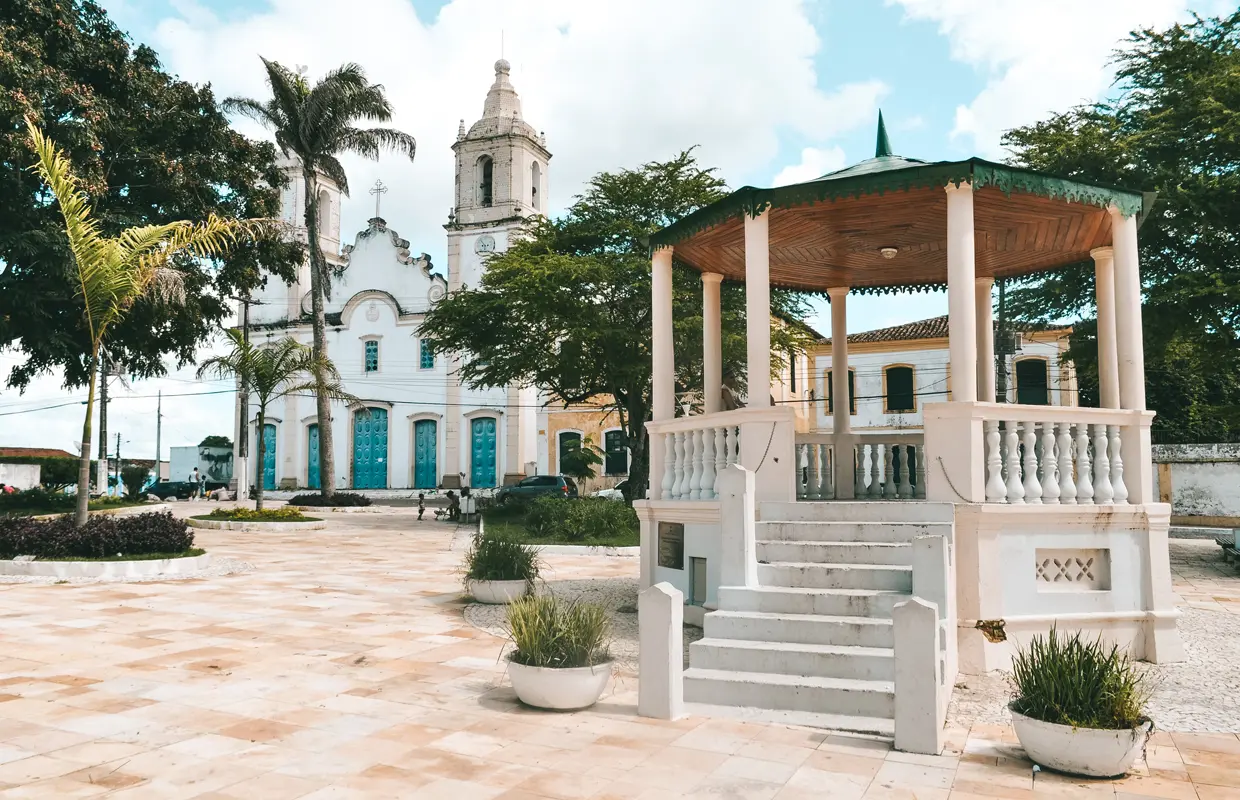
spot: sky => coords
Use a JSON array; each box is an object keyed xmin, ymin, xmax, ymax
[{"xmin": 0, "ymin": 0, "xmax": 1227, "ymax": 463}]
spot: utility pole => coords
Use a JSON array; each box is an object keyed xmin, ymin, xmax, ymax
[
  {"xmin": 97, "ymin": 353, "xmax": 109, "ymax": 494},
  {"xmin": 229, "ymin": 293, "xmax": 260, "ymax": 499},
  {"xmin": 155, "ymin": 391, "xmax": 162, "ymax": 483},
  {"xmin": 115, "ymin": 432, "xmax": 121, "ymax": 489}
]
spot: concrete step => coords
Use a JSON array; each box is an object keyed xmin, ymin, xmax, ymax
[
  {"xmin": 684, "ymin": 702, "xmax": 894, "ymax": 737},
  {"xmin": 703, "ymin": 610, "xmax": 894, "ymax": 648},
  {"xmin": 757, "ymin": 519, "xmax": 953, "ymax": 544},
  {"xmin": 717, "ymin": 585, "xmax": 908, "ymax": 617},
  {"xmin": 756, "ymin": 540, "xmax": 912, "ymax": 566},
  {"xmin": 758, "ymin": 561, "xmax": 912, "ymax": 592},
  {"xmin": 690, "ymin": 637, "xmax": 895, "ymax": 681},
  {"xmin": 760, "ymin": 501, "xmax": 955, "ymax": 524},
  {"xmin": 684, "ymin": 668, "xmax": 894, "ymax": 718}
]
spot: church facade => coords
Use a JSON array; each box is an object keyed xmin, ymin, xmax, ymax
[{"xmin": 236, "ymin": 60, "xmax": 545, "ymax": 492}]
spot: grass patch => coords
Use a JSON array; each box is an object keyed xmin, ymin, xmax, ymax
[
  {"xmin": 482, "ymin": 497, "xmax": 638, "ymax": 548},
  {"xmin": 33, "ymin": 548, "xmax": 206, "ymax": 562},
  {"xmin": 0, "ymin": 499, "xmax": 149, "ymax": 518},
  {"xmin": 198, "ymin": 507, "xmax": 316, "ymax": 522}
]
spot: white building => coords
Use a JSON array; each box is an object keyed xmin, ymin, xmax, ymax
[{"xmin": 237, "ymin": 60, "xmax": 545, "ymax": 492}]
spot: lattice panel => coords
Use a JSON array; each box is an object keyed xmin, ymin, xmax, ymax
[{"xmin": 1034, "ymin": 548, "xmax": 1111, "ymax": 592}]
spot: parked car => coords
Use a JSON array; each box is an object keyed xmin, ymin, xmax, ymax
[
  {"xmin": 591, "ymin": 480, "xmax": 630, "ymax": 501},
  {"xmin": 495, "ymin": 475, "xmax": 578, "ymax": 504},
  {"xmin": 146, "ymin": 480, "xmax": 194, "ymax": 500}
]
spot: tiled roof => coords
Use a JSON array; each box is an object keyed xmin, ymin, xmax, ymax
[
  {"xmin": 822, "ymin": 315, "xmax": 1071, "ymax": 345},
  {"xmin": 0, "ymin": 447, "xmax": 77, "ymax": 459}
]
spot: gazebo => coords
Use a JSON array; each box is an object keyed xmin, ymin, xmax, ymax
[{"xmin": 633, "ymin": 115, "xmax": 1181, "ymax": 750}]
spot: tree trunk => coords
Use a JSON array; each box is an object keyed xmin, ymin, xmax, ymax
[
  {"xmin": 303, "ymin": 171, "xmax": 336, "ymax": 497},
  {"xmin": 75, "ymin": 354, "xmax": 98, "ymax": 527},
  {"xmin": 254, "ymin": 407, "xmax": 267, "ymax": 512},
  {"xmin": 622, "ymin": 399, "xmax": 650, "ymax": 503}
]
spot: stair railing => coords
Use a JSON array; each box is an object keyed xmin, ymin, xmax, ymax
[{"xmin": 893, "ymin": 532, "xmax": 956, "ymax": 755}]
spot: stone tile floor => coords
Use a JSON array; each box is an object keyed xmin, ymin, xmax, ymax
[{"xmin": 0, "ymin": 506, "xmax": 1238, "ymax": 798}]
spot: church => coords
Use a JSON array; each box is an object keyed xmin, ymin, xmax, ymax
[{"xmin": 236, "ymin": 59, "xmax": 547, "ymax": 492}]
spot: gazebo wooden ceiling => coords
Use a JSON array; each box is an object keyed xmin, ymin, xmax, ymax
[{"xmin": 650, "ymin": 118, "xmax": 1153, "ymax": 294}]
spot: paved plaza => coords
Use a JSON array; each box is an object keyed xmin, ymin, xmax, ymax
[{"xmin": 0, "ymin": 507, "xmax": 1237, "ymax": 798}]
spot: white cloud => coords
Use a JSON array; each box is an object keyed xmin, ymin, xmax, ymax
[
  {"xmin": 5, "ymin": 0, "xmax": 887, "ymax": 456},
  {"xmin": 772, "ymin": 145, "xmax": 847, "ymax": 186},
  {"xmin": 890, "ymin": 0, "xmax": 1195, "ymax": 157}
]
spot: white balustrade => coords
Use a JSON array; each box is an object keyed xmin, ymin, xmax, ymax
[
  {"xmin": 981, "ymin": 412, "xmax": 1133, "ymax": 506},
  {"xmin": 794, "ymin": 441, "xmax": 835, "ymax": 500},
  {"xmin": 650, "ymin": 419, "xmax": 743, "ymax": 501},
  {"xmin": 841, "ymin": 436, "xmax": 924, "ymax": 501}
]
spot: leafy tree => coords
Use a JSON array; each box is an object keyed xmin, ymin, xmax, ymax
[
  {"xmin": 198, "ymin": 330, "xmax": 356, "ymax": 510},
  {"xmin": 27, "ymin": 122, "xmax": 254, "ymax": 526},
  {"xmin": 559, "ymin": 435, "xmax": 605, "ymax": 482},
  {"xmin": 1002, "ymin": 11, "xmax": 1240, "ymax": 439},
  {"xmin": 0, "ymin": 0, "xmax": 302, "ymax": 390},
  {"xmin": 224, "ymin": 59, "xmax": 417, "ymax": 499},
  {"xmin": 198, "ymin": 435, "xmax": 233, "ymax": 449},
  {"xmin": 120, "ymin": 464, "xmax": 150, "ymax": 500},
  {"xmin": 420, "ymin": 150, "xmax": 815, "ymax": 501}
]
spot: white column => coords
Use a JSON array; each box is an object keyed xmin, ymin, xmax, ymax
[
  {"xmin": 946, "ymin": 183, "xmax": 978, "ymax": 403},
  {"xmin": 975, "ymin": 277, "xmax": 995, "ymax": 403},
  {"xmin": 744, "ymin": 211, "xmax": 771, "ymax": 407},
  {"xmin": 1092, "ymin": 246, "xmax": 1120, "ymax": 409},
  {"xmin": 1110, "ymin": 210, "xmax": 1146, "ymax": 411},
  {"xmin": 828, "ymin": 287, "xmax": 854, "ymax": 499},
  {"xmin": 652, "ymin": 246, "xmax": 675, "ymax": 421},
  {"xmin": 702, "ymin": 273, "xmax": 724, "ymax": 414}
]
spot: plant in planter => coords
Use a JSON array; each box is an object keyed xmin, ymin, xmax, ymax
[
  {"xmin": 463, "ymin": 531, "xmax": 539, "ymax": 604},
  {"xmin": 1009, "ymin": 628, "xmax": 1154, "ymax": 778},
  {"xmin": 505, "ymin": 594, "xmax": 612, "ymax": 710}
]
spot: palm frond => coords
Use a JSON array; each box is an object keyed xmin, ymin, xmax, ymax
[
  {"xmin": 334, "ymin": 127, "xmax": 417, "ymax": 163},
  {"xmin": 318, "ymin": 155, "xmax": 350, "ymax": 196},
  {"xmin": 221, "ymin": 96, "xmax": 284, "ymax": 131}
]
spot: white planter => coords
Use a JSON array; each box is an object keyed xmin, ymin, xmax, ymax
[
  {"xmin": 508, "ymin": 661, "xmax": 613, "ymax": 710},
  {"xmin": 467, "ymin": 579, "xmax": 529, "ymax": 604},
  {"xmin": 1010, "ymin": 706, "xmax": 1152, "ymax": 778}
]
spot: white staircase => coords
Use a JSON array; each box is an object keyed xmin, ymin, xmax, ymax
[{"xmin": 683, "ymin": 500, "xmax": 954, "ymax": 736}]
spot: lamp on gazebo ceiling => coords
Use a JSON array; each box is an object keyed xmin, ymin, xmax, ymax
[{"xmin": 879, "ymin": 247, "xmax": 898, "ymax": 260}]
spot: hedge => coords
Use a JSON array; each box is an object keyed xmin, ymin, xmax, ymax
[{"xmin": 0, "ymin": 511, "xmax": 194, "ymax": 559}]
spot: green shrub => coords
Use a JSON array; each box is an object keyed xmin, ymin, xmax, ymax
[
  {"xmin": 287, "ymin": 492, "xmax": 372, "ymax": 507},
  {"xmin": 0, "ymin": 487, "xmax": 73, "ymax": 514},
  {"xmin": 464, "ymin": 530, "xmax": 539, "ymax": 583},
  {"xmin": 1010, "ymin": 628, "xmax": 1152, "ymax": 730},
  {"xmin": 0, "ymin": 511, "xmax": 193, "ymax": 559},
  {"xmin": 121, "ymin": 465, "xmax": 150, "ymax": 500},
  {"xmin": 506, "ymin": 594, "xmax": 611, "ymax": 669},
  {"xmin": 523, "ymin": 496, "xmax": 637, "ymax": 544},
  {"xmin": 204, "ymin": 507, "xmax": 309, "ymax": 522},
  {"xmin": 37, "ymin": 459, "xmax": 79, "ymax": 491}
]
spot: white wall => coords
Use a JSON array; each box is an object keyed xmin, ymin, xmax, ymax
[
  {"xmin": 0, "ymin": 464, "xmax": 40, "ymax": 490},
  {"xmin": 1154, "ymin": 444, "xmax": 1240, "ymax": 520}
]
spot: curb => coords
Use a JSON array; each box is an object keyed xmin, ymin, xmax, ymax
[
  {"xmin": 188, "ymin": 517, "xmax": 327, "ymax": 531},
  {"xmin": 0, "ymin": 553, "xmax": 210, "ymax": 578}
]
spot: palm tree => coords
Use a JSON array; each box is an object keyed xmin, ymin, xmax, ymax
[
  {"xmin": 26, "ymin": 120, "xmax": 254, "ymax": 526},
  {"xmin": 198, "ymin": 330, "xmax": 357, "ymax": 510},
  {"xmin": 224, "ymin": 59, "xmax": 416, "ymax": 499}
]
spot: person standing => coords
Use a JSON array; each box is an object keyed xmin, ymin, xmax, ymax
[{"xmin": 191, "ymin": 467, "xmax": 200, "ymax": 500}]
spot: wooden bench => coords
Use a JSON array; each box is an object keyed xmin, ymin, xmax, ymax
[{"xmin": 1217, "ymin": 530, "xmax": 1240, "ymax": 565}]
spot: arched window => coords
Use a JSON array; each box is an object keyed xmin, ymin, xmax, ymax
[
  {"xmin": 883, "ymin": 365, "xmax": 916, "ymax": 413},
  {"xmin": 478, "ymin": 156, "xmax": 493, "ymax": 207},
  {"xmin": 530, "ymin": 161, "xmax": 541, "ymax": 210},
  {"xmin": 557, "ymin": 431, "xmax": 581, "ymax": 474},
  {"xmin": 1015, "ymin": 358, "xmax": 1050, "ymax": 405},
  {"xmin": 317, "ymin": 189, "xmax": 331, "ymax": 233}
]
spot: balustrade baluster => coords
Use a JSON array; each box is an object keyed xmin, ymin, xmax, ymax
[
  {"xmin": 1092, "ymin": 423, "xmax": 1113, "ymax": 504},
  {"xmin": 1109, "ymin": 425, "xmax": 1127, "ymax": 504},
  {"xmin": 868, "ymin": 445, "xmax": 882, "ymax": 498},
  {"xmin": 1040, "ymin": 420, "xmax": 1060, "ymax": 503},
  {"xmin": 821, "ymin": 445, "xmax": 835, "ymax": 499},
  {"xmin": 1005, "ymin": 422, "xmax": 1025, "ymax": 504},
  {"xmin": 1022, "ymin": 422, "xmax": 1042, "ymax": 503},
  {"xmin": 725, "ymin": 426, "xmax": 739, "ymax": 470},
  {"xmin": 687, "ymin": 430, "xmax": 701, "ymax": 501},
  {"xmin": 700, "ymin": 428, "xmax": 717, "ymax": 500},
  {"xmin": 713, "ymin": 427, "xmax": 726, "ymax": 497},
  {"xmin": 985, "ymin": 420, "xmax": 1006, "ymax": 502},
  {"xmin": 671, "ymin": 432, "xmax": 686, "ymax": 500},
  {"xmin": 1057, "ymin": 421, "xmax": 1076, "ymax": 504},
  {"xmin": 661, "ymin": 433, "xmax": 675, "ymax": 500},
  {"xmin": 1075, "ymin": 423, "xmax": 1094, "ymax": 504},
  {"xmin": 795, "ymin": 443, "xmax": 808, "ymax": 500},
  {"xmin": 881, "ymin": 444, "xmax": 896, "ymax": 499},
  {"xmin": 854, "ymin": 444, "xmax": 867, "ymax": 497},
  {"xmin": 914, "ymin": 446, "xmax": 927, "ymax": 499},
  {"xmin": 807, "ymin": 444, "xmax": 820, "ymax": 500},
  {"xmin": 897, "ymin": 445, "xmax": 912, "ymax": 499}
]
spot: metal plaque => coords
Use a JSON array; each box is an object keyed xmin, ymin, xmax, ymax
[{"xmin": 657, "ymin": 521, "xmax": 684, "ymax": 570}]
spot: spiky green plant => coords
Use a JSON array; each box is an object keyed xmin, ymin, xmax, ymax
[
  {"xmin": 1010, "ymin": 628, "xmax": 1152, "ymax": 730},
  {"xmin": 505, "ymin": 594, "xmax": 611, "ymax": 669},
  {"xmin": 463, "ymin": 530, "xmax": 539, "ymax": 584}
]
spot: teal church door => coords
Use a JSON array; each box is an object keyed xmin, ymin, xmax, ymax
[
  {"xmin": 352, "ymin": 408, "xmax": 389, "ymax": 489},
  {"xmin": 470, "ymin": 417, "xmax": 497, "ymax": 488},
  {"xmin": 260, "ymin": 424, "xmax": 277, "ymax": 491},
  {"xmin": 414, "ymin": 420, "xmax": 437, "ymax": 489},
  {"xmin": 307, "ymin": 424, "xmax": 320, "ymax": 489}
]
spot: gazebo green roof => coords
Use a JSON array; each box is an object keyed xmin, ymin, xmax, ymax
[{"xmin": 649, "ymin": 113, "xmax": 1154, "ymax": 293}]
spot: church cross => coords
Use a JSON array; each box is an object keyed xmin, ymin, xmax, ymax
[{"xmin": 369, "ymin": 179, "xmax": 388, "ymax": 218}]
